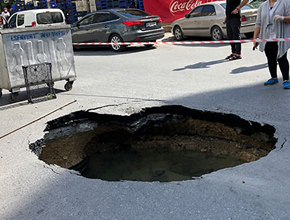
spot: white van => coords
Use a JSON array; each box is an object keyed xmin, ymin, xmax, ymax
[{"xmin": 7, "ymin": 8, "xmax": 66, "ymax": 28}]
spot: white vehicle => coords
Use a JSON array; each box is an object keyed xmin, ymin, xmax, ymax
[{"xmin": 7, "ymin": 8, "xmax": 66, "ymax": 28}]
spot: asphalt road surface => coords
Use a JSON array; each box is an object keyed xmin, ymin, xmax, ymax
[{"xmin": 1, "ymin": 37, "xmax": 290, "ymax": 220}]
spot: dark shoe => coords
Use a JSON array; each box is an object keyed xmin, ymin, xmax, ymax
[
  {"xmin": 225, "ymin": 54, "xmax": 234, "ymax": 59},
  {"xmin": 264, "ymin": 78, "xmax": 279, "ymax": 85},
  {"xmin": 229, "ymin": 55, "xmax": 242, "ymax": 60}
]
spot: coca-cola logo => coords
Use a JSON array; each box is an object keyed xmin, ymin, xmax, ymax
[{"xmin": 169, "ymin": 0, "xmax": 203, "ymax": 14}]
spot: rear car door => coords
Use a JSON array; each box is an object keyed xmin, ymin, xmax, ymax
[
  {"xmin": 91, "ymin": 12, "xmax": 119, "ymax": 42},
  {"xmin": 71, "ymin": 14, "xmax": 95, "ymax": 43},
  {"xmin": 182, "ymin": 6, "xmax": 203, "ymax": 36}
]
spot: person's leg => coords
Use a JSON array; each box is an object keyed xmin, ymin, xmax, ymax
[
  {"xmin": 231, "ymin": 17, "xmax": 241, "ymax": 56},
  {"xmin": 226, "ymin": 19, "xmax": 236, "ymax": 55},
  {"xmin": 278, "ymin": 52, "xmax": 289, "ymax": 81},
  {"xmin": 278, "ymin": 52, "xmax": 290, "ymax": 89},
  {"xmin": 264, "ymin": 42, "xmax": 278, "ymax": 79}
]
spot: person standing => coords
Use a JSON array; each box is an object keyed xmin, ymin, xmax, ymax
[
  {"xmin": 253, "ymin": 0, "xmax": 290, "ymax": 89},
  {"xmin": 225, "ymin": 0, "xmax": 249, "ymax": 60},
  {"xmin": 1, "ymin": 7, "xmax": 10, "ymax": 27}
]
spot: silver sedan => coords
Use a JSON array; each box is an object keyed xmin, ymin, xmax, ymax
[{"xmin": 171, "ymin": 1, "xmax": 257, "ymax": 41}]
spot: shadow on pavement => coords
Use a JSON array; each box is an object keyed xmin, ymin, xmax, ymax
[
  {"xmin": 173, "ymin": 59, "xmax": 227, "ymax": 71},
  {"xmin": 230, "ymin": 63, "xmax": 268, "ymax": 74},
  {"xmin": 173, "ymin": 60, "xmax": 267, "ymax": 73},
  {"xmin": 73, "ymin": 45, "xmax": 156, "ymax": 56},
  {"xmin": 0, "ymin": 88, "xmax": 65, "ymax": 110}
]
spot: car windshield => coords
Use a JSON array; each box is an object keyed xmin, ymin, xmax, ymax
[
  {"xmin": 116, "ymin": 9, "xmax": 151, "ymax": 18},
  {"xmin": 220, "ymin": 3, "xmax": 254, "ymax": 10},
  {"xmin": 37, "ymin": 12, "xmax": 63, "ymax": 24}
]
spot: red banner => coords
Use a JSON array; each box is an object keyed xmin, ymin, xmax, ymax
[{"xmin": 143, "ymin": 0, "xmax": 213, "ymax": 23}]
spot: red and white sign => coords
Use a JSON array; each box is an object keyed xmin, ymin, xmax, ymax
[{"xmin": 143, "ymin": 0, "xmax": 214, "ymax": 23}]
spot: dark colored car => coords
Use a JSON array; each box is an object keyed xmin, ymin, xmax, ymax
[{"xmin": 71, "ymin": 8, "xmax": 165, "ymax": 52}]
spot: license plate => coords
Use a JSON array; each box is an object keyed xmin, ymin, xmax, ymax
[{"xmin": 146, "ymin": 22, "xmax": 157, "ymax": 28}]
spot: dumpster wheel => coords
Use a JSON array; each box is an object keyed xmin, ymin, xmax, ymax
[
  {"xmin": 10, "ymin": 92, "xmax": 19, "ymax": 102},
  {"xmin": 64, "ymin": 81, "xmax": 73, "ymax": 91}
]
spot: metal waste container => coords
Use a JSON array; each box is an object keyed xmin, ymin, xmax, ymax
[{"xmin": 0, "ymin": 25, "xmax": 76, "ymax": 99}]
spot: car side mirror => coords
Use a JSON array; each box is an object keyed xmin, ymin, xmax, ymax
[{"xmin": 185, "ymin": 14, "xmax": 190, "ymax": 18}]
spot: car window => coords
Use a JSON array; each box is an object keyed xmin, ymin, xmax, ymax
[
  {"xmin": 17, "ymin": 14, "xmax": 25, "ymax": 26},
  {"xmin": 78, "ymin": 15, "xmax": 94, "ymax": 26},
  {"xmin": 8, "ymin": 14, "xmax": 16, "ymax": 28},
  {"xmin": 110, "ymin": 13, "xmax": 119, "ymax": 20},
  {"xmin": 248, "ymin": 0, "xmax": 264, "ymax": 8},
  {"xmin": 190, "ymin": 6, "xmax": 203, "ymax": 17},
  {"xmin": 116, "ymin": 9, "xmax": 151, "ymax": 18},
  {"xmin": 201, "ymin": 5, "xmax": 216, "ymax": 16},
  {"xmin": 93, "ymin": 13, "xmax": 111, "ymax": 23},
  {"xmin": 221, "ymin": 3, "xmax": 226, "ymax": 9},
  {"xmin": 37, "ymin": 12, "xmax": 64, "ymax": 24},
  {"xmin": 241, "ymin": 4, "xmax": 255, "ymax": 10}
]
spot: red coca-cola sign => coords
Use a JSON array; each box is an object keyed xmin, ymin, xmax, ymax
[
  {"xmin": 143, "ymin": 0, "xmax": 212, "ymax": 23},
  {"xmin": 169, "ymin": 0, "xmax": 203, "ymax": 14}
]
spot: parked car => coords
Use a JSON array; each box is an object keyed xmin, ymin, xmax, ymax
[
  {"xmin": 7, "ymin": 8, "xmax": 66, "ymax": 28},
  {"xmin": 71, "ymin": 8, "xmax": 165, "ymax": 52},
  {"xmin": 171, "ymin": 1, "xmax": 257, "ymax": 41}
]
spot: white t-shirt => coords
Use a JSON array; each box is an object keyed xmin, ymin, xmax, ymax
[{"xmin": 1, "ymin": 11, "xmax": 10, "ymax": 24}]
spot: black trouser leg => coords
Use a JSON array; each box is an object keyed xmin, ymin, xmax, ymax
[
  {"xmin": 278, "ymin": 53, "xmax": 289, "ymax": 81},
  {"xmin": 265, "ymin": 42, "xmax": 289, "ymax": 80},
  {"xmin": 265, "ymin": 42, "xmax": 278, "ymax": 78},
  {"xmin": 226, "ymin": 18, "xmax": 241, "ymax": 55}
]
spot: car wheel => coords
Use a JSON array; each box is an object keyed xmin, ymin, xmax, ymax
[
  {"xmin": 244, "ymin": 32, "xmax": 254, "ymax": 39},
  {"xmin": 174, "ymin": 26, "xmax": 184, "ymax": 41},
  {"xmin": 110, "ymin": 34, "xmax": 127, "ymax": 52},
  {"xmin": 211, "ymin": 26, "xmax": 223, "ymax": 41}
]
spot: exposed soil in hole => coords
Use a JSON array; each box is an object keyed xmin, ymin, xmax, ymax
[{"xmin": 30, "ymin": 105, "xmax": 277, "ymax": 182}]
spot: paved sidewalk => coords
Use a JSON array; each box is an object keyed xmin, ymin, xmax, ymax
[{"xmin": 1, "ymin": 40, "xmax": 290, "ymax": 220}]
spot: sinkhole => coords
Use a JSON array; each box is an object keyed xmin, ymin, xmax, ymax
[{"xmin": 30, "ymin": 105, "xmax": 277, "ymax": 182}]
